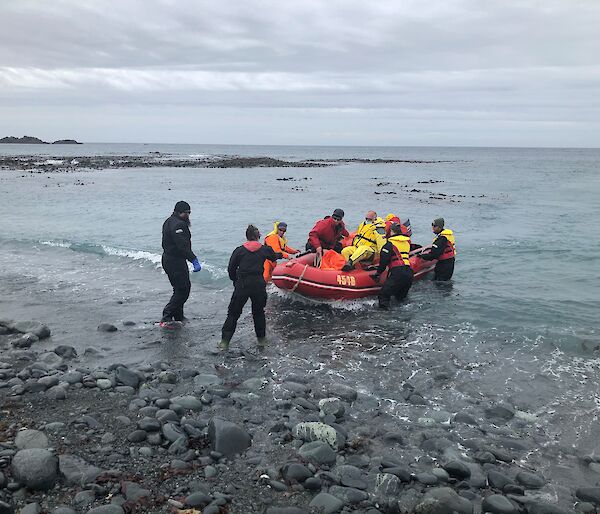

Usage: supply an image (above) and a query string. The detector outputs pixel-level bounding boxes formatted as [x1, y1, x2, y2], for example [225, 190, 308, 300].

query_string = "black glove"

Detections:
[275, 252, 284, 259]
[371, 272, 381, 282]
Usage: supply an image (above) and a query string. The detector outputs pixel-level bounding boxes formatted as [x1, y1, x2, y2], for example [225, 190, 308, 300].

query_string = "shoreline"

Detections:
[0, 315, 596, 513]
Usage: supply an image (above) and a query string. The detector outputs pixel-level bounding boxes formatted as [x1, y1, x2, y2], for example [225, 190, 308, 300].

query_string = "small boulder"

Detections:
[208, 418, 251, 457]
[415, 487, 473, 514]
[12, 321, 51, 339]
[15, 430, 49, 450]
[115, 366, 140, 388]
[515, 471, 545, 489]
[482, 494, 518, 514]
[297, 441, 336, 466]
[292, 422, 345, 449]
[309, 492, 344, 513]
[59, 454, 102, 486]
[12, 448, 58, 490]
[97, 323, 118, 332]
[576, 487, 600, 505]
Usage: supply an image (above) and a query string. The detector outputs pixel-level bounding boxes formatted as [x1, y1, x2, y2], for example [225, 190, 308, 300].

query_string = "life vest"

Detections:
[435, 228, 456, 261]
[352, 217, 386, 249]
[388, 234, 411, 268]
[264, 222, 297, 258]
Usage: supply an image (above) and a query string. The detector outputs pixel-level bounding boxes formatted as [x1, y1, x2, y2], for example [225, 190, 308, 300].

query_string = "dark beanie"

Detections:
[332, 208, 344, 219]
[432, 217, 444, 228]
[174, 201, 191, 213]
[277, 222, 288, 229]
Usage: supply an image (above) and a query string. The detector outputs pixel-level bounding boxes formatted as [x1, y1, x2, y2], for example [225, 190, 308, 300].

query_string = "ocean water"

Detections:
[1, 144, 599, 494]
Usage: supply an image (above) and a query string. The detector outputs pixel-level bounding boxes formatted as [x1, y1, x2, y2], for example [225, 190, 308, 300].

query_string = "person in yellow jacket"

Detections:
[371, 223, 414, 309]
[263, 221, 300, 281]
[341, 210, 386, 271]
[419, 217, 456, 280]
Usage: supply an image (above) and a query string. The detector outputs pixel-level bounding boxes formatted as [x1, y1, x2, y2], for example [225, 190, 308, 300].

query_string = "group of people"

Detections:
[159, 201, 455, 349]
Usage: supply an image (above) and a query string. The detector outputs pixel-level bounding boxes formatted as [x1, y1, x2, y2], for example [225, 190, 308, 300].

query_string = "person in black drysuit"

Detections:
[371, 223, 414, 309]
[161, 201, 201, 327]
[220, 225, 281, 350]
[419, 217, 455, 281]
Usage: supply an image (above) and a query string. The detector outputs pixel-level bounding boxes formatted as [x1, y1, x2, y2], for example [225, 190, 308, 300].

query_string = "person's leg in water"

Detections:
[161, 256, 190, 327]
[220, 282, 250, 350]
[248, 278, 268, 347]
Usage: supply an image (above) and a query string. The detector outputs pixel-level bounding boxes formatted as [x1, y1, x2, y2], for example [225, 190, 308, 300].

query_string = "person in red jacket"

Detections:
[385, 213, 411, 238]
[306, 208, 349, 258]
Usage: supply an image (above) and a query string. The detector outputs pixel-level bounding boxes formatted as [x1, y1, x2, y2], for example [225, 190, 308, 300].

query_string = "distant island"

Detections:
[0, 135, 82, 144]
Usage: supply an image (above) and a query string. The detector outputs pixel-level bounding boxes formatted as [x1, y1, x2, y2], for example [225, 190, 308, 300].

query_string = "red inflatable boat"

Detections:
[272, 247, 436, 300]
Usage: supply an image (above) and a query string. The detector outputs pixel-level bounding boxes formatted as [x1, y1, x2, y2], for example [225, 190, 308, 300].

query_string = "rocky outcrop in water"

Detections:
[0, 136, 48, 144]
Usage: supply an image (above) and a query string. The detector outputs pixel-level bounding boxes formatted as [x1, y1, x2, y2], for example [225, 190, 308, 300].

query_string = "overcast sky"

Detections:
[0, 0, 599, 146]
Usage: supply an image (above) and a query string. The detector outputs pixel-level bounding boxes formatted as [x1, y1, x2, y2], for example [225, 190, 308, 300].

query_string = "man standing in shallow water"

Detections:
[220, 224, 281, 350]
[160, 201, 201, 328]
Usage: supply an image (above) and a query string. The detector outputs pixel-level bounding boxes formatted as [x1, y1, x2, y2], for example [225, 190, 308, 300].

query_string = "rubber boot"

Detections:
[342, 260, 354, 272]
[218, 338, 230, 351]
[257, 337, 267, 348]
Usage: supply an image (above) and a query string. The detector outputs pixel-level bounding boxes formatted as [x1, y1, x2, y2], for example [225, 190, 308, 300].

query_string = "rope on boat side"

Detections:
[291, 264, 309, 293]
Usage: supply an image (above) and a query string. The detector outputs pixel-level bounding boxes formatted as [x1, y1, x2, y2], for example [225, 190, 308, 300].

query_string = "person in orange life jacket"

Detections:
[419, 217, 455, 281]
[220, 225, 282, 350]
[306, 208, 349, 258]
[263, 221, 299, 282]
[160, 201, 201, 328]
[371, 223, 414, 310]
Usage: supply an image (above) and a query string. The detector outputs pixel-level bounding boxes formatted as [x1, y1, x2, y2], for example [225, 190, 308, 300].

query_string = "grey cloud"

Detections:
[0, 0, 599, 146]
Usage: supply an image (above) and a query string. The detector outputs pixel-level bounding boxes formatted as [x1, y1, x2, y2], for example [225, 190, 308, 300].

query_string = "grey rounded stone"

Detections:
[415, 487, 473, 514]
[515, 471, 545, 489]
[156, 409, 179, 423]
[127, 430, 147, 443]
[309, 492, 344, 513]
[11, 449, 58, 491]
[37, 375, 59, 389]
[62, 371, 83, 384]
[15, 430, 48, 450]
[97, 323, 118, 332]
[416, 472, 439, 485]
[12, 321, 51, 339]
[21, 503, 42, 514]
[53, 345, 77, 359]
[443, 460, 471, 479]
[115, 367, 140, 388]
[329, 485, 369, 504]
[96, 379, 113, 390]
[335, 464, 366, 489]
[162, 423, 186, 443]
[327, 383, 357, 402]
[576, 487, 600, 505]
[481, 494, 518, 513]
[487, 470, 514, 490]
[282, 462, 312, 483]
[59, 454, 102, 486]
[297, 441, 336, 466]
[319, 398, 345, 418]
[138, 418, 161, 432]
[47, 385, 67, 400]
[193, 374, 221, 391]
[185, 491, 212, 507]
[208, 418, 251, 457]
[170, 395, 202, 411]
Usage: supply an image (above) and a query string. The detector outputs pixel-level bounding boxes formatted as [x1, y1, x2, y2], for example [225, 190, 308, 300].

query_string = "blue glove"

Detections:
[192, 258, 202, 272]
